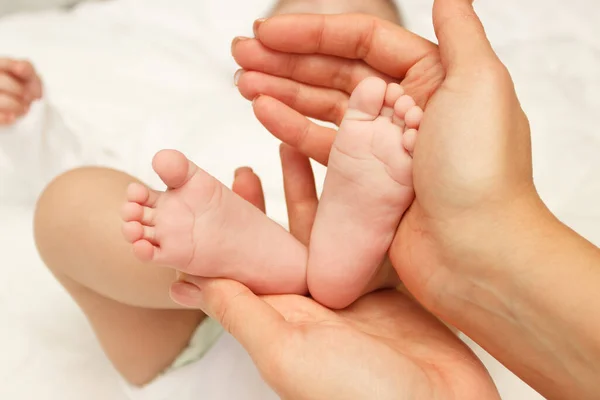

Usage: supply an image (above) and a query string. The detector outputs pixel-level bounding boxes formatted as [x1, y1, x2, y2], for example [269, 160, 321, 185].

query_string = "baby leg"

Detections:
[308, 77, 423, 309]
[34, 167, 212, 385]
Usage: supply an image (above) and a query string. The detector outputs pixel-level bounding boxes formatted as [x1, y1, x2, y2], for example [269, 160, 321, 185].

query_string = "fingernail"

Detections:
[253, 18, 266, 37]
[231, 36, 250, 51]
[233, 69, 244, 86]
[174, 280, 203, 299]
[235, 166, 253, 177]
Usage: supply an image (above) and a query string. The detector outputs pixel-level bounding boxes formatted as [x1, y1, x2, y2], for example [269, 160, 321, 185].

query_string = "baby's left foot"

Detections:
[0, 58, 43, 126]
[121, 150, 308, 295]
[308, 77, 422, 309]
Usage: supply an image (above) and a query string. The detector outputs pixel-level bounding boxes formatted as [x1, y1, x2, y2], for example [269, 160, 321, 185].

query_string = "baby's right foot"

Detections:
[121, 150, 308, 295]
[308, 77, 423, 309]
[0, 58, 43, 126]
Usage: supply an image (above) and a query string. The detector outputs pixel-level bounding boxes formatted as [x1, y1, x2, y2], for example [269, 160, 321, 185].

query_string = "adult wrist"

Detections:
[434, 195, 600, 399]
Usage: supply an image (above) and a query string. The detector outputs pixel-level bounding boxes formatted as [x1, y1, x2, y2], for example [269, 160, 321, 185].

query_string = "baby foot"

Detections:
[270, 0, 401, 24]
[307, 77, 423, 309]
[0, 58, 43, 126]
[121, 150, 307, 295]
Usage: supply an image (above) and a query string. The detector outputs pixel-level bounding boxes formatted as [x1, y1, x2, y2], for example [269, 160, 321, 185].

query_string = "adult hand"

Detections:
[0, 58, 43, 125]
[233, 1, 600, 399]
[172, 145, 500, 400]
[231, 0, 534, 327]
[232, 13, 444, 165]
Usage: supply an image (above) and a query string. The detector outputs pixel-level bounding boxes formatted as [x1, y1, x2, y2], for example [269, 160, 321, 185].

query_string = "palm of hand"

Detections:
[257, 290, 498, 400]
[390, 71, 536, 308]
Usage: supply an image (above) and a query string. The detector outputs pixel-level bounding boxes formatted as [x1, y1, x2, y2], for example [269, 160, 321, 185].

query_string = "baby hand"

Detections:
[0, 58, 43, 126]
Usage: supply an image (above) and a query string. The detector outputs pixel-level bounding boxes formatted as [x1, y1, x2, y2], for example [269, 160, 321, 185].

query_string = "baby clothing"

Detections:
[122, 319, 279, 400]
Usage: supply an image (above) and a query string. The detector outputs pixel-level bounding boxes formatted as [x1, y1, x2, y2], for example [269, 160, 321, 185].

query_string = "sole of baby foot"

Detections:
[307, 77, 423, 309]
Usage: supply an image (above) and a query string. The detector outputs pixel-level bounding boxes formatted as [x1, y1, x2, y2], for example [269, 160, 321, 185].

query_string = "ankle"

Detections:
[270, 0, 401, 24]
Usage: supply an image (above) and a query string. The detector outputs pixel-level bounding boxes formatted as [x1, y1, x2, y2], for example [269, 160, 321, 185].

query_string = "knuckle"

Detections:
[325, 95, 346, 124]
[296, 120, 312, 149]
[287, 82, 302, 110]
[284, 54, 300, 80]
[354, 17, 377, 60]
[332, 62, 352, 91]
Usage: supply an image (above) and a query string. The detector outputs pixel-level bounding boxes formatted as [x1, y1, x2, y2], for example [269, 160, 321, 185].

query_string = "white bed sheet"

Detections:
[0, 0, 599, 398]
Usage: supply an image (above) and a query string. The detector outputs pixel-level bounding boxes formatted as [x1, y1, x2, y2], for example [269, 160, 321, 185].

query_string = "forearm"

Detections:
[441, 204, 600, 399]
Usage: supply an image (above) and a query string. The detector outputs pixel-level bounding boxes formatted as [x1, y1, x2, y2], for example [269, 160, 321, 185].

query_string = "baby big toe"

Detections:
[152, 150, 197, 190]
[345, 77, 388, 121]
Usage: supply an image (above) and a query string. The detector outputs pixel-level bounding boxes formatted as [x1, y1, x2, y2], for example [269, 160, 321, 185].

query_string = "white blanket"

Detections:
[0, 0, 598, 398]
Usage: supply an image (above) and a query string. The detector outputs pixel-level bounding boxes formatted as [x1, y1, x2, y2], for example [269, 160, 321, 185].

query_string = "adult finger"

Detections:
[232, 37, 392, 94]
[231, 167, 266, 213]
[253, 95, 335, 165]
[280, 144, 318, 246]
[432, 0, 498, 70]
[253, 14, 438, 78]
[235, 43, 444, 111]
[237, 70, 348, 125]
[172, 278, 287, 357]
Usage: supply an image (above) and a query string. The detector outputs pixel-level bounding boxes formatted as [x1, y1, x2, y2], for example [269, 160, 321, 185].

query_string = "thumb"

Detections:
[433, 0, 497, 70]
[171, 277, 287, 357]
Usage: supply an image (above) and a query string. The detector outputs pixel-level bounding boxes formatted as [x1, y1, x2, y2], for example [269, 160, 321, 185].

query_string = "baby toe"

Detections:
[384, 83, 405, 107]
[121, 202, 144, 222]
[381, 83, 404, 118]
[152, 149, 197, 190]
[345, 77, 387, 121]
[403, 129, 418, 155]
[122, 221, 145, 243]
[132, 240, 156, 262]
[126, 183, 158, 207]
[394, 95, 417, 120]
[405, 106, 423, 130]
